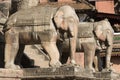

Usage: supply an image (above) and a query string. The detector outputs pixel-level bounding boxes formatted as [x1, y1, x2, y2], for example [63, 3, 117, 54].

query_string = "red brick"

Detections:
[58, 0, 74, 3]
[95, 0, 115, 14]
[67, 52, 84, 68]
[39, 0, 48, 3]
[111, 56, 120, 73]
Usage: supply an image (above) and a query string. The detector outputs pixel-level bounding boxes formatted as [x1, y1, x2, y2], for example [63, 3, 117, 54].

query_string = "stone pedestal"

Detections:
[0, 66, 120, 80]
[93, 71, 120, 80]
[0, 69, 23, 80]
[22, 65, 94, 80]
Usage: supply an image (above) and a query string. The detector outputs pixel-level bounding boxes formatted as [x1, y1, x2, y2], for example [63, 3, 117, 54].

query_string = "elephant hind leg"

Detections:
[42, 42, 62, 67]
[83, 43, 96, 72]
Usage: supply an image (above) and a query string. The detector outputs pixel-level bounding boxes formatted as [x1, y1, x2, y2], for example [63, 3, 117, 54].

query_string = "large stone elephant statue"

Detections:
[60, 19, 114, 72]
[3, 5, 79, 69]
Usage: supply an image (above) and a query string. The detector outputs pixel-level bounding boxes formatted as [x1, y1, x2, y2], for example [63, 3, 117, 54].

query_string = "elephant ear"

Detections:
[54, 11, 64, 29]
[94, 24, 106, 41]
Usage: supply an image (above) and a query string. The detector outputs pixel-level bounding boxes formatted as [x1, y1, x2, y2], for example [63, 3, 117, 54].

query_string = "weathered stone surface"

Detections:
[10, 6, 57, 27]
[22, 65, 94, 79]
[93, 71, 120, 80]
[78, 22, 94, 38]
[0, 0, 11, 18]
[0, 67, 120, 80]
[17, 0, 39, 10]
[0, 69, 23, 80]
[24, 45, 49, 68]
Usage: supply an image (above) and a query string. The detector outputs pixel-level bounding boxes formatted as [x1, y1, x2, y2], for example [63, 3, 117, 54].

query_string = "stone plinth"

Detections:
[93, 71, 120, 80]
[0, 67, 120, 80]
[22, 65, 94, 80]
[0, 69, 23, 80]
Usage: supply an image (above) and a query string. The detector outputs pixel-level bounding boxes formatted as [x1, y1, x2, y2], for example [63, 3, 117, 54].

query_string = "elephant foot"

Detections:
[102, 68, 114, 72]
[50, 61, 62, 68]
[5, 63, 21, 69]
[85, 67, 95, 73]
[91, 68, 95, 72]
[94, 68, 99, 72]
[70, 59, 76, 65]
[102, 63, 114, 72]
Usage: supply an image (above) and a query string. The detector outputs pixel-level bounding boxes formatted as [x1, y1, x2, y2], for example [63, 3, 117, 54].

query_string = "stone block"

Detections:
[22, 65, 94, 79]
[93, 71, 120, 80]
[0, 69, 23, 80]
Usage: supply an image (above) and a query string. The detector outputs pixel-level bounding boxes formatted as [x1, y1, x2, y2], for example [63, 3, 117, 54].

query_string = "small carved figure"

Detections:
[0, 0, 11, 18]
[3, 5, 79, 69]
[0, 0, 11, 31]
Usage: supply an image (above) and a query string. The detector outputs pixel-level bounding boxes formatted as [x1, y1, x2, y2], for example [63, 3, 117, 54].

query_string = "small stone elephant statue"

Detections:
[60, 19, 114, 72]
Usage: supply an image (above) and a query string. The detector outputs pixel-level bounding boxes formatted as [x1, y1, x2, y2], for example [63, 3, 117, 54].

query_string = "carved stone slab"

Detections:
[93, 71, 120, 80]
[14, 6, 57, 27]
[78, 22, 94, 38]
[0, 67, 120, 80]
[22, 65, 95, 79]
[0, 69, 23, 80]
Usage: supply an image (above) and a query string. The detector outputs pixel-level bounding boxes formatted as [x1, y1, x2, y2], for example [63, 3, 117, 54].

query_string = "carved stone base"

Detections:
[93, 71, 120, 80]
[0, 66, 120, 80]
[0, 69, 23, 80]
[22, 65, 95, 80]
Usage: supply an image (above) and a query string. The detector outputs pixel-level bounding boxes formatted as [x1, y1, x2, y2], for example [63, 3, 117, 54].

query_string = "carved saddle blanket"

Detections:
[78, 22, 94, 38]
[5, 5, 59, 43]
[6, 5, 57, 32]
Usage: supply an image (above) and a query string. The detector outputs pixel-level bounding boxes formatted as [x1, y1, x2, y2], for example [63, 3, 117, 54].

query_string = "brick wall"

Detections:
[73, 53, 120, 73]
[111, 56, 120, 73]
[75, 52, 84, 68]
[39, 0, 48, 3]
[67, 52, 84, 68]
[95, 0, 115, 14]
[58, 0, 73, 3]
[39, 0, 75, 3]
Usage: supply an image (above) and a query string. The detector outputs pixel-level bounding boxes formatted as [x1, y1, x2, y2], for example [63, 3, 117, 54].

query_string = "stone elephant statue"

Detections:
[60, 19, 114, 72]
[93, 19, 114, 71]
[3, 5, 79, 69]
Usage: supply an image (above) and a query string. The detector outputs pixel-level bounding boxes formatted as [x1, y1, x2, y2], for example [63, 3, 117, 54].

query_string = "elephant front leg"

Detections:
[42, 42, 62, 67]
[69, 37, 77, 65]
[105, 45, 112, 71]
[105, 30, 113, 71]
[4, 31, 20, 69]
